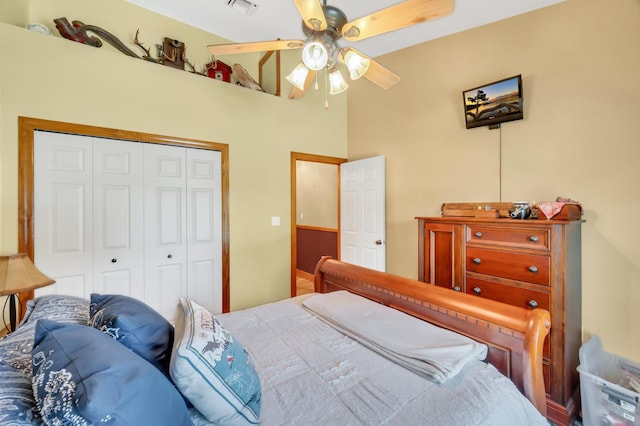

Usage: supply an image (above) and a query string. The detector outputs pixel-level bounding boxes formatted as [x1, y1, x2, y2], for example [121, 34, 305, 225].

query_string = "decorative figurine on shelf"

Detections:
[205, 59, 232, 83]
[53, 18, 201, 73]
[158, 37, 187, 70]
[232, 63, 264, 92]
[54, 18, 156, 62]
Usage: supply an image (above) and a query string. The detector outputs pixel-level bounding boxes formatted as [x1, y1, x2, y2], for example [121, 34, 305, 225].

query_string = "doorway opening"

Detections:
[290, 152, 346, 296]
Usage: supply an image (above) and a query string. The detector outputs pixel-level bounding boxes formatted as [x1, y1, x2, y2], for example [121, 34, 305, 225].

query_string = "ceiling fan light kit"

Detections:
[328, 67, 349, 94]
[285, 62, 310, 90]
[301, 38, 330, 70]
[208, 0, 454, 100]
[341, 48, 370, 80]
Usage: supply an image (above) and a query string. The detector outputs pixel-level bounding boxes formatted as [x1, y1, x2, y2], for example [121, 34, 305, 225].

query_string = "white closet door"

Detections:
[143, 144, 188, 320]
[186, 149, 222, 313]
[34, 132, 94, 298]
[34, 132, 223, 320]
[92, 138, 144, 298]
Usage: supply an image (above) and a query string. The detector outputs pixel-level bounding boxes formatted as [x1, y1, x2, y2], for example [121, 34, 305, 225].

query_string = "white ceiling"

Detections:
[126, 0, 564, 58]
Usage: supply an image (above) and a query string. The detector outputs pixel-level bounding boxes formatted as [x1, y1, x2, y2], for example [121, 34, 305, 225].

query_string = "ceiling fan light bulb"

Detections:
[285, 63, 309, 90]
[344, 50, 370, 80]
[302, 41, 329, 71]
[328, 68, 349, 95]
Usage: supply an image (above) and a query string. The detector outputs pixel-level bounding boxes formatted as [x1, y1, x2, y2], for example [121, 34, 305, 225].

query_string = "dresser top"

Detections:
[415, 216, 584, 225]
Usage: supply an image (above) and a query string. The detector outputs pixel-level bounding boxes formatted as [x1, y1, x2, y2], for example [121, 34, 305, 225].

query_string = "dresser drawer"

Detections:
[466, 247, 550, 286]
[467, 225, 549, 251]
[466, 276, 550, 358]
[466, 276, 550, 310]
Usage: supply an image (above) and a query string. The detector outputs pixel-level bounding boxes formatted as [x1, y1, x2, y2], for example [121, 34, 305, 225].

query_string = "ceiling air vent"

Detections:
[227, 0, 258, 16]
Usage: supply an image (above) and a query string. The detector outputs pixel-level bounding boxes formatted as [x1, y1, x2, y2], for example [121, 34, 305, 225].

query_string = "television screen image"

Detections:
[463, 75, 523, 129]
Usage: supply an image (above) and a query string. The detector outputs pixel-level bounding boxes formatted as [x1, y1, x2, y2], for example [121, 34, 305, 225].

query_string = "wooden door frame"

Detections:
[17, 116, 230, 315]
[290, 152, 346, 296]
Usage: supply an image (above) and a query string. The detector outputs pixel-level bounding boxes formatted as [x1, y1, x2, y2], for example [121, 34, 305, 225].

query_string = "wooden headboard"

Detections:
[313, 256, 550, 416]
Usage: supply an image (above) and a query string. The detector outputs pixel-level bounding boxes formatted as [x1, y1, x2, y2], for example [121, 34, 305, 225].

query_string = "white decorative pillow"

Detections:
[170, 298, 261, 425]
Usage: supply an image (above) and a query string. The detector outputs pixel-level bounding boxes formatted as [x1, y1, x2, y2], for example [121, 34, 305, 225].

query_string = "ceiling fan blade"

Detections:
[288, 70, 317, 99]
[208, 39, 304, 56]
[292, 0, 327, 31]
[363, 59, 400, 90]
[342, 0, 454, 42]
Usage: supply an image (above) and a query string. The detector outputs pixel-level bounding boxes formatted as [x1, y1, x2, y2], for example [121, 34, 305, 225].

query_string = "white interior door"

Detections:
[143, 144, 188, 320]
[186, 149, 222, 314]
[34, 132, 94, 298]
[340, 155, 386, 271]
[92, 138, 145, 299]
[34, 131, 223, 320]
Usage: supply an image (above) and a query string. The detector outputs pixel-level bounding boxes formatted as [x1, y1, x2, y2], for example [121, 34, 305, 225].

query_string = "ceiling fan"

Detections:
[207, 0, 454, 100]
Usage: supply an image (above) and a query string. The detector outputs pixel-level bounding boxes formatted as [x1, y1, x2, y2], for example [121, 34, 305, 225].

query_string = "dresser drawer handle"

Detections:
[528, 265, 538, 273]
[529, 236, 539, 242]
[528, 300, 538, 308]
[473, 257, 481, 264]
[473, 287, 482, 295]
[453, 286, 461, 292]
[474, 231, 483, 238]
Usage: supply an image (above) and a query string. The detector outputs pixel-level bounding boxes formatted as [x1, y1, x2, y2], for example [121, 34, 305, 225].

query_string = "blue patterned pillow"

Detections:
[170, 298, 261, 424]
[32, 320, 193, 426]
[0, 295, 89, 425]
[89, 293, 174, 376]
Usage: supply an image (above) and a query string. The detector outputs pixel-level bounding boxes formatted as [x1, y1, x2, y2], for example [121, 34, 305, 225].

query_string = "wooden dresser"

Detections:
[416, 216, 582, 426]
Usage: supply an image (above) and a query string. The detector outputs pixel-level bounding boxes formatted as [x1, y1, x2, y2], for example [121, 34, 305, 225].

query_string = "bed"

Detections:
[0, 257, 550, 425]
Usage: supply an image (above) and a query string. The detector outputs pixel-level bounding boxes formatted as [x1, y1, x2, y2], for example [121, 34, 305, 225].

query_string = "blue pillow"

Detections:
[89, 293, 173, 376]
[31, 320, 193, 426]
[171, 298, 261, 424]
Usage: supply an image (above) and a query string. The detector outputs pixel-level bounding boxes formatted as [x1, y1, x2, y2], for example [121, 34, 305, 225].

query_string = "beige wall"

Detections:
[0, 0, 347, 311]
[348, 0, 640, 360]
[296, 161, 338, 229]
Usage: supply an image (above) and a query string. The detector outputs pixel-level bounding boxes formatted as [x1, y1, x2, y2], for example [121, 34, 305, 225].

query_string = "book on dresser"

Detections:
[415, 216, 582, 426]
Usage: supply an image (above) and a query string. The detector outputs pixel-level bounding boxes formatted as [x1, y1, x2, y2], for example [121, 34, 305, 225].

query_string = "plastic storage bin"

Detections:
[578, 335, 640, 426]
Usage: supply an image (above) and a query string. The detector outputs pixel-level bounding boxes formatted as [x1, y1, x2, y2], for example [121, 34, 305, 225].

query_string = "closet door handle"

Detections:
[529, 236, 539, 242]
[473, 257, 481, 264]
[528, 265, 538, 273]
[528, 300, 538, 308]
[473, 287, 482, 295]
[111, 258, 117, 263]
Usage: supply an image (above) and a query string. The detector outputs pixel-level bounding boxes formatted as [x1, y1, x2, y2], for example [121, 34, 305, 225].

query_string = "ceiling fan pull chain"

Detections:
[324, 69, 329, 109]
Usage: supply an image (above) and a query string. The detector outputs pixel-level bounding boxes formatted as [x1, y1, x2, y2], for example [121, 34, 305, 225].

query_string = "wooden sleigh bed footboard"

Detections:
[313, 256, 551, 416]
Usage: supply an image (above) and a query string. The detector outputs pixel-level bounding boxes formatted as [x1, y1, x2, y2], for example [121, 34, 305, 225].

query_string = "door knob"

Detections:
[375, 240, 383, 245]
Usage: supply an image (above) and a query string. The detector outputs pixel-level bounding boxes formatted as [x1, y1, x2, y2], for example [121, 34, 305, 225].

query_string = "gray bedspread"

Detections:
[214, 294, 549, 426]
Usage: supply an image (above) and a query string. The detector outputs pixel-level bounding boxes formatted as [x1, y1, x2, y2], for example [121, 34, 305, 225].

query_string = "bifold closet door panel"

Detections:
[186, 149, 222, 314]
[34, 132, 94, 298]
[92, 138, 145, 299]
[143, 144, 188, 320]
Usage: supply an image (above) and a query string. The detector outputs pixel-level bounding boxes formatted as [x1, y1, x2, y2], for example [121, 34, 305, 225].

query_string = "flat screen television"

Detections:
[463, 75, 523, 129]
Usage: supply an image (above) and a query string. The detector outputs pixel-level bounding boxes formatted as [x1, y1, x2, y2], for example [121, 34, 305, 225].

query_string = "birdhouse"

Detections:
[205, 60, 232, 83]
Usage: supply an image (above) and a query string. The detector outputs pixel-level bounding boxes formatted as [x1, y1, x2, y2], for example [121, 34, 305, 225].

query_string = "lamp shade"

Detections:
[285, 62, 310, 90]
[0, 254, 55, 296]
[328, 68, 349, 95]
[342, 49, 371, 80]
[302, 41, 329, 71]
